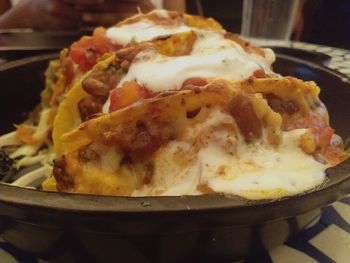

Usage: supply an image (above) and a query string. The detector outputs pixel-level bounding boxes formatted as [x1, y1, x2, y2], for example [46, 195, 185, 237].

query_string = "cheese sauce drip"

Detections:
[201, 129, 326, 200]
[118, 31, 274, 93]
[132, 108, 326, 199]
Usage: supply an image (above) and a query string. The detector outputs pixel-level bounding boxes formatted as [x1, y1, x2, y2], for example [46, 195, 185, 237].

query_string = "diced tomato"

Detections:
[292, 112, 347, 165]
[70, 28, 119, 72]
[288, 111, 347, 165]
[292, 113, 333, 149]
[228, 92, 262, 141]
[109, 81, 154, 112]
[305, 113, 334, 150]
[252, 69, 266, 78]
[182, 77, 208, 88]
[324, 145, 347, 166]
[315, 126, 334, 150]
[16, 124, 37, 145]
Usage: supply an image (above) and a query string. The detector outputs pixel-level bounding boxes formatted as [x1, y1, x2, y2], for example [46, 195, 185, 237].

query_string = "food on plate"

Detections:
[0, 10, 347, 200]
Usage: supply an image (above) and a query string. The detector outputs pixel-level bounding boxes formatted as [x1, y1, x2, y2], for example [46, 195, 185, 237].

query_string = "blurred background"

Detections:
[187, 0, 350, 50]
[0, 0, 349, 62]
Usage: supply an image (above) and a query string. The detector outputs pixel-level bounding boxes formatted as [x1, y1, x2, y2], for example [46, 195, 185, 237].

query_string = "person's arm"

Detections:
[163, 0, 185, 12]
[0, 0, 11, 15]
[0, 0, 179, 30]
[0, 0, 83, 30]
[80, 0, 154, 26]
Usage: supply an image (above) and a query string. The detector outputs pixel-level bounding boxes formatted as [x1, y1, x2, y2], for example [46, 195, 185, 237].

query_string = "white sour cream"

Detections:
[102, 14, 275, 113]
[106, 19, 192, 45]
[116, 31, 274, 92]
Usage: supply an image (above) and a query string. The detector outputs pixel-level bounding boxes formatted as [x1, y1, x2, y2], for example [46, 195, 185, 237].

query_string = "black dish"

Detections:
[0, 53, 349, 263]
[266, 46, 332, 66]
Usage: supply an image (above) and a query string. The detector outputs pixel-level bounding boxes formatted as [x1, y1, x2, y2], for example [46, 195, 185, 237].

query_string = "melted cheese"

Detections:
[202, 129, 326, 200]
[132, 108, 327, 200]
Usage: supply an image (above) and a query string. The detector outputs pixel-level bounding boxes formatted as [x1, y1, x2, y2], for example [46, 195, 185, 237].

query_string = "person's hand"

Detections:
[0, 0, 11, 15]
[81, 0, 154, 27]
[0, 0, 155, 30]
[0, 0, 83, 30]
[62, 0, 155, 27]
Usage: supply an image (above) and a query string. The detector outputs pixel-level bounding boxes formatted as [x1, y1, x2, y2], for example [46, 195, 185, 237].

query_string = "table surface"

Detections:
[0, 41, 350, 263]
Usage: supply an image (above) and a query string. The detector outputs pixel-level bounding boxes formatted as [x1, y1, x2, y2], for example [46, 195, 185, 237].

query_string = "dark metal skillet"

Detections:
[0, 52, 349, 263]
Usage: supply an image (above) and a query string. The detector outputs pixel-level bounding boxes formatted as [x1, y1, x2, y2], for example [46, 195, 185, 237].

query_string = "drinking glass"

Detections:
[241, 0, 299, 40]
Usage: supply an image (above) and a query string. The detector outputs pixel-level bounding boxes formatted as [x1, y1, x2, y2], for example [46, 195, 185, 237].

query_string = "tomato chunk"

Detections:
[16, 124, 37, 145]
[70, 28, 119, 72]
[324, 145, 347, 166]
[305, 113, 334, 150]
[252, 69, 266, 78]
[109, 81, 154, 112]
[290, 112, 347, 165]
[228, 92, 262, 141]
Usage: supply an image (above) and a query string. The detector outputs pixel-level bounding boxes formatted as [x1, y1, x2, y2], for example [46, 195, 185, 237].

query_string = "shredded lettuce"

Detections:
[31, 108, 52, 143]
[0, 131, 21, 148]
[9, 145, 40, 159]
[11, 165, 52, 187]
[15, 154, 47, 169]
